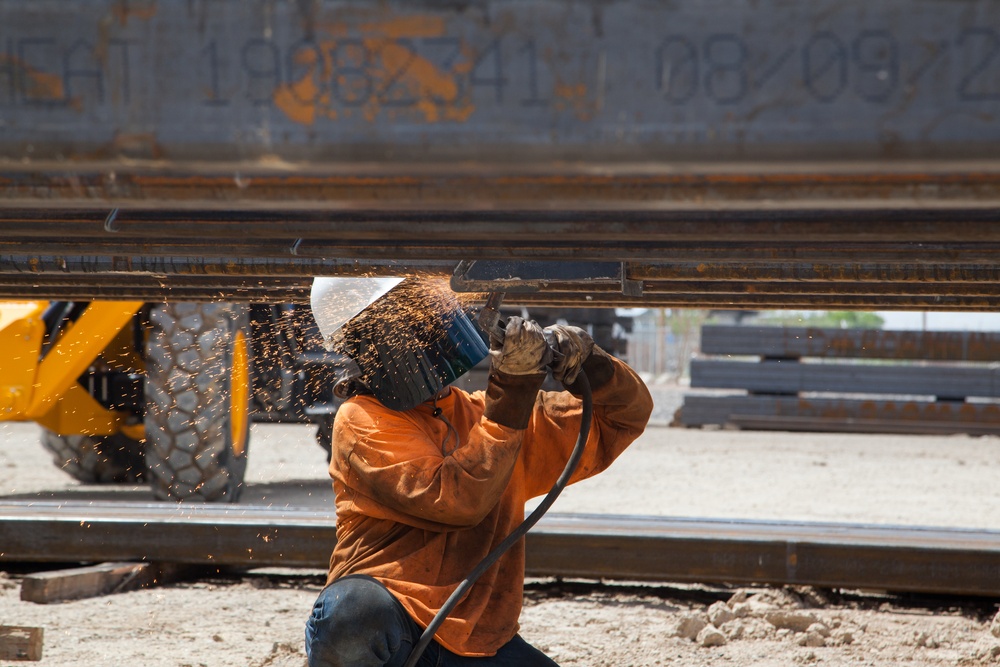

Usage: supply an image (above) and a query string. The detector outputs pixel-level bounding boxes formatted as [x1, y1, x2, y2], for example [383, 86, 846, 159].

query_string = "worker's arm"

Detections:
[520, 346, 654, 499]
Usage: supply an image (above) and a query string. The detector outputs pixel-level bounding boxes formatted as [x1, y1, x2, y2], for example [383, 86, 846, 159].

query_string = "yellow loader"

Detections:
[0, 300, 342, 503]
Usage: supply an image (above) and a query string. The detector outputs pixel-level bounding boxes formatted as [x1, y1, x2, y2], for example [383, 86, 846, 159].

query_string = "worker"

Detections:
[305, 277, 653, 666]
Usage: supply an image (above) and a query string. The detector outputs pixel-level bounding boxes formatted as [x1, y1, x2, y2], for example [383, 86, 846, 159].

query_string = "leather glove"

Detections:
[543, 324, 595, 385]
[490, 316, 552, 375]
[484, 317, 550, 429]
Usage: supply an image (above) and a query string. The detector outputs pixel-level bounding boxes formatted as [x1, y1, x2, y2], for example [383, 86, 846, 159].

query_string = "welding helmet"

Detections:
[310, 276, 490, 411]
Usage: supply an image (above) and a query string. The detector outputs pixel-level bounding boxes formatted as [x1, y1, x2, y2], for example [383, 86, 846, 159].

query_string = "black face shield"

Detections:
[318, 278, 490, 412]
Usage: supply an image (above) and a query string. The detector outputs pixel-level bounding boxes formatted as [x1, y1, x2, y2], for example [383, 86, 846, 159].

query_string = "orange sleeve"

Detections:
[333, 398, 525, 528]
[520, 356, 653, 499]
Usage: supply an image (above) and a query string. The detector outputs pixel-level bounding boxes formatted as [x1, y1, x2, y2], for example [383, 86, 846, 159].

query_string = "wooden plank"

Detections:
[700, 325, 1000, 361]
[0, 626, 43, 661]
[689, 359, 1000, 399]
[19, 562, 190, 604]
[677, 394, 1000, 432]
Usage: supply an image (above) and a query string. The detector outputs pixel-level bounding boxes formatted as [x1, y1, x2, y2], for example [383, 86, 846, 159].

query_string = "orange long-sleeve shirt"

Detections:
[326, 356, 653, 656]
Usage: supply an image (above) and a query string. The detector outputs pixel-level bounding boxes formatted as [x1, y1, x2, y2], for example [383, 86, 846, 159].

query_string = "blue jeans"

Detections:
[305, 575, 558, 667]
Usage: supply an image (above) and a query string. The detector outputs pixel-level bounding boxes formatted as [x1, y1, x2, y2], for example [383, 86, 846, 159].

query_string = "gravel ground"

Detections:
[2, 383, 1000, 666]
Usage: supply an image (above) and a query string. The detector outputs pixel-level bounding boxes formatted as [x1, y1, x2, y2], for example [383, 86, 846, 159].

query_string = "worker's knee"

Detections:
[305, 576, 415, 667]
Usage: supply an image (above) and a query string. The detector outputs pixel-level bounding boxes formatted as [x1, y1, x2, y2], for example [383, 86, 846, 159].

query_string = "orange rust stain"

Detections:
[28, 70, 64, 102]
[0, 57, 65, 103]
[273, 46, 331, 124]
[358, 15, 447, 39]
[272, 17, 475, 126]
[553, 82, 595, 121]
[112, 3, 157, 24]
[274, 79, 322, 125]
[555, 83, 587, 100]
[372, 39, 473, 123]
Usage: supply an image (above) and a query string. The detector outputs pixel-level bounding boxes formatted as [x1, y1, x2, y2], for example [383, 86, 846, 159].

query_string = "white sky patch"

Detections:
[877, 311, 1000, 332]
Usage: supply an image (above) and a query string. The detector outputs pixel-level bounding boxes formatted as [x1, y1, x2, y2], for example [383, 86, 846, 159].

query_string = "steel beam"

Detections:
[1, 1, 999, 163]
[0, 502, 998, 597]
[691, 359, 1000, 398]
[675, 394, 1000, 435]
[508, 293, 1000, 311]
[2, 1, 1000, 308]
[3, 208, 1000, 241]
[700, 325, 1000, 361]
[0, 256, 450, 277]
[11, 238, 1000, 264]
[2, 165, 1000, 207]
[629, 263, 1000, 284]
[8, 283, 1000, 308]
[678, 395, 1000, 433]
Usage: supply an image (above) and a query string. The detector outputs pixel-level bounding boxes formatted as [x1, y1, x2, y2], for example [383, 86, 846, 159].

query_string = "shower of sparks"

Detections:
[326, 274, 485, 369]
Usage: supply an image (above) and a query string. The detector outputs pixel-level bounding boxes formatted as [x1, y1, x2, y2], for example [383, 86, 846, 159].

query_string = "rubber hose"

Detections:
[402, 371, 593, 667]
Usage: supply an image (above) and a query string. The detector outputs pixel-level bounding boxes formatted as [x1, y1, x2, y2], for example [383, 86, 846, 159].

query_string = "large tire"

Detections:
[40, 429, 145, 484]
[144, 302, 252, 502]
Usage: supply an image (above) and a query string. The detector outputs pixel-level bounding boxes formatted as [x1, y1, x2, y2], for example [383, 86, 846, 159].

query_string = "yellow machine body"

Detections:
[0, 300, 145, 438]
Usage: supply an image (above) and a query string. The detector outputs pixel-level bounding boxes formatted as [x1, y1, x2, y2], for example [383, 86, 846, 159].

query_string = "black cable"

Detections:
[403, 371, 593, 667]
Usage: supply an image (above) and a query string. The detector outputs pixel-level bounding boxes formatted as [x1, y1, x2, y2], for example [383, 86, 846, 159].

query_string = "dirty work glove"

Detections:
[490, 316, 552, 375]
[484, 317, 550, 429]
[543, 324, 595, 385]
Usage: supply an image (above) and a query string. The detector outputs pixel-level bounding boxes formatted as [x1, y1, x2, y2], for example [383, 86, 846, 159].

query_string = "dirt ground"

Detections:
[2, 384, 1000, 666]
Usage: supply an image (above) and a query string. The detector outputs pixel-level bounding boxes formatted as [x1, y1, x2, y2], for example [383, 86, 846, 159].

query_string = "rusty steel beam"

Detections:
[9, 266, 1000, 297]
[2, 208, 1000, 242]
[4, 257, 1000, 288]
[629, 263, 1000, 283]
[0, 276, 311, 304]
[0, 502, 998, 597]
[6, 283, 1000, 308]
[2, 1, 1000, 309]
[677, 395, 1000, 432]
[507, 293, 1000, 311]
[5, 255, 1000, 306]
[0, 256, 450, 278]
[1, 0, 999, 165]
[3, 165, 1000, 207]
[691, 359, 1000, 398]
[640, 281, 1000, 298]
[700, 325, 1000, 361]
[5, 238, 1000, 264]
[453, 278, 1000, 297]
[730, 415, 1000, 437]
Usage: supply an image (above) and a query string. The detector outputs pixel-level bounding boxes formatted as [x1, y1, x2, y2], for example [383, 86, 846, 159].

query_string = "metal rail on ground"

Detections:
[0, 501, 997, 598]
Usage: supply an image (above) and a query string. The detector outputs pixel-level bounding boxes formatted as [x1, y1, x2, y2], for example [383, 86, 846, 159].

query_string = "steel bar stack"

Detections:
[679, 325, 1000, 434]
